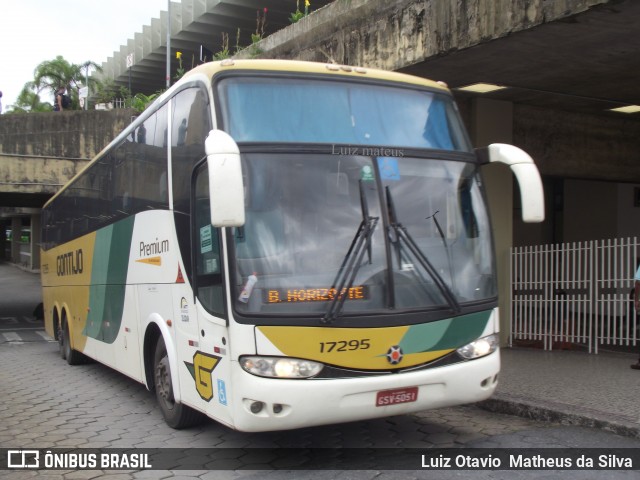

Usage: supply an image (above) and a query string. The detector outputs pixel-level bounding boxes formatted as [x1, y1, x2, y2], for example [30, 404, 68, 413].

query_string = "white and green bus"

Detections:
[41, 59, 544, 432]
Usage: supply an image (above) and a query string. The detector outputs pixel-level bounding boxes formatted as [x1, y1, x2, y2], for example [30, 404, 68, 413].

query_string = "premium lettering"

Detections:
[140, 238, 169, 257]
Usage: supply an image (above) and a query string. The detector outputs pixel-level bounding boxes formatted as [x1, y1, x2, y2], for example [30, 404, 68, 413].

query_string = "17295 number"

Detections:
[319, 339, 371, 353]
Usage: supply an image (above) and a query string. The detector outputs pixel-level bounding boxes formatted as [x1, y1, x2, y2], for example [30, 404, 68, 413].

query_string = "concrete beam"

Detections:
[0, 109, 137, 210]
[0, 153, 88, 195]
[241, 0, 610, 69]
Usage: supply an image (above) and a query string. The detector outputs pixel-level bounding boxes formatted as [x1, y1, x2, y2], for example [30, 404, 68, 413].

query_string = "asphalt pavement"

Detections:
[1, 261, 639, 440]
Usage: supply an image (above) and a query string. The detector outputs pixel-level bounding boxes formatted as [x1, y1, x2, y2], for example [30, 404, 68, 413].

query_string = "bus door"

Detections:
[179, 162, 232, 424]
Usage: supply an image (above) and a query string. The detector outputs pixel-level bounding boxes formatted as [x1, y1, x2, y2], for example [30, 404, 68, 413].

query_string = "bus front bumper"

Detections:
[224, 349, 500, 432]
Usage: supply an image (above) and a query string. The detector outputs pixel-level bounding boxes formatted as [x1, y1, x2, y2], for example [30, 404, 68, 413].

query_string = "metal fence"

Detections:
[510, 237, 639, 353]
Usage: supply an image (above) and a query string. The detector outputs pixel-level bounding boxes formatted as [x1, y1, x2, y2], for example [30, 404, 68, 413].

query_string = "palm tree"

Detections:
[8, 82, 53, 113]
[33, 56, 102, 109]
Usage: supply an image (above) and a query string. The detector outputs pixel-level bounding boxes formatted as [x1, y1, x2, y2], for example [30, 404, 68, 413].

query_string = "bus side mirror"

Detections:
[476, 143, 545, 223]
[205, 130, 245, 227]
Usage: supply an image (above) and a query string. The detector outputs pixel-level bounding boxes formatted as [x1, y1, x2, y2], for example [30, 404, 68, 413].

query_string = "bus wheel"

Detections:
[153, 337, 203, 429]
[62, 317, 84, 365]
[58, 322, 66, 360]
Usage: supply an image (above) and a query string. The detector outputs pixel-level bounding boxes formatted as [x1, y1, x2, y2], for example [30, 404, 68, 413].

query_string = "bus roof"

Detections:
[184, 59, 450, 92]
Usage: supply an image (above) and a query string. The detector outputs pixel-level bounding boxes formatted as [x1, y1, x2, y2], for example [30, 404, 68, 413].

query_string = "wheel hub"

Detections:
[155, 357, 174, 404]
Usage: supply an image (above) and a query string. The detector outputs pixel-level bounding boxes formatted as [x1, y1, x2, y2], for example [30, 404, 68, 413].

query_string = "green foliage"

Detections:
[290, 0, 311, 23]
[33, 56, 102, 109]
[214, 32, 230, 60]
[234, 28, 243, 55]
[93, 77, 121, 105]
[252, 8, 268, 44]
[130, 92, 159, 113]
[6, 84, 52, 114]
[9, 56, 102, 113]
[174, 51, 185, 82]
[289, 10, 304, 23]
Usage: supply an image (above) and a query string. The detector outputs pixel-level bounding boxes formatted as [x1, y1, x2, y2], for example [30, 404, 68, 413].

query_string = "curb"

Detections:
[478, 393, 640, 440]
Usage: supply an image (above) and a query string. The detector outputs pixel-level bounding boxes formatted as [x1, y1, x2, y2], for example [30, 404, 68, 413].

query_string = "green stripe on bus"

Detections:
[398, 310, 491, 354]
[83, 216, 135, 344]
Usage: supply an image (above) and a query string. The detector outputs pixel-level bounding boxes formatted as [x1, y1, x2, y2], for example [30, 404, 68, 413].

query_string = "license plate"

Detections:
[376, 387, 418, 407]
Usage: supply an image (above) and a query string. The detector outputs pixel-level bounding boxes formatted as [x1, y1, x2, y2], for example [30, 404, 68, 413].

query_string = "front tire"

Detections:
[154, 337, 203, 429]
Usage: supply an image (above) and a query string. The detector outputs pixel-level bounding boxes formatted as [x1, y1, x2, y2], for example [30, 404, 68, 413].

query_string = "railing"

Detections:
[510, 237, 638, 353]
[94, 98, 127, 110]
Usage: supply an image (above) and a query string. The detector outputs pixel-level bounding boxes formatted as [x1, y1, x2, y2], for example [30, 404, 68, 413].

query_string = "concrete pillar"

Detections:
[0, 221, 6, 261]
[10, 217, 21, 265]
[30, 214, 41, 271]
[470, 98, 514, 345]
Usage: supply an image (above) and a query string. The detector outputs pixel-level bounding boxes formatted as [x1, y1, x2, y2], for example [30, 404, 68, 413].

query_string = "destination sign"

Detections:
[264, 286, 368, 304]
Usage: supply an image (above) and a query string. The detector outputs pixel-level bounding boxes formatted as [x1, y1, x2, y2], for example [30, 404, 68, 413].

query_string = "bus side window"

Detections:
[172, 87, 211, 284]
[193, 163, 225, 317]
[459, 177, 479, 238]
[172, 87, 210, 214]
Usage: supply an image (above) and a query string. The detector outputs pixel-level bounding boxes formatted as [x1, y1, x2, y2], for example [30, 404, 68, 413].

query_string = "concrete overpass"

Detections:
[99, 0, 640, 207]
[104, 0, 640, 128]
[100, 0, 336, 94]
[0, 109, 135, 269]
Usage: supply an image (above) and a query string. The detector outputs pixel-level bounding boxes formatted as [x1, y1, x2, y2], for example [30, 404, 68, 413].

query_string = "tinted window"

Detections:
[43, 106, 169, 250]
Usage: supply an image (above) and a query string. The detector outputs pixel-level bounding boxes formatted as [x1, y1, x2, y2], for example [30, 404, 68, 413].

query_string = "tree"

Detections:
[7, 82, 53, 113]
[32, 56, 102, 109]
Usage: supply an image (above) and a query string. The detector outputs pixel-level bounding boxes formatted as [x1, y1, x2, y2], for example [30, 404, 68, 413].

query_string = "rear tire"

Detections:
[62, 317, 85, 365]
[154, 337, 203, 429]
[58, 322, 66, 360]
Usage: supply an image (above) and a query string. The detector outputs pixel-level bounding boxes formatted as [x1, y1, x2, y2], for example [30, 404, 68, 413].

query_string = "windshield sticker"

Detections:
[200, 225, 213, 253]
[205, 258, 219, 274]
[361, 165, 375, 181]
[377, 157, 401, 180]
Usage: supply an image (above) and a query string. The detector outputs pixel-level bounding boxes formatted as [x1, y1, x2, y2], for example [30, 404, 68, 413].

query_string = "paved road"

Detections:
[0, 315, 52, 344]
[1, 264, 639, 478]
[1, 342, 639, 479]
[0, 264, 49, 345]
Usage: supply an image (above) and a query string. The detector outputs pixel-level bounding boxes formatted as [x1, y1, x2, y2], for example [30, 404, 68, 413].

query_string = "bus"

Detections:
[41, 59, 544, 432]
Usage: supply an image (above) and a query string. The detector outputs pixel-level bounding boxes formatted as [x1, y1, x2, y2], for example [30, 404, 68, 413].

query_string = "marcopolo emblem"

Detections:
[386, 345, 404, 365]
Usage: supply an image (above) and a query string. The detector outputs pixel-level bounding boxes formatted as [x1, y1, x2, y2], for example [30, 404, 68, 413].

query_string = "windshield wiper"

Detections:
[322, 180, 379, 324]
[386, 186, 461, 314]
[426, 210, 456, 293]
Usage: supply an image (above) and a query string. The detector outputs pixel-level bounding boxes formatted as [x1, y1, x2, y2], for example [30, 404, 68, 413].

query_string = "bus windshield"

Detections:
[217, 77, 472, 151]
[230, 152, 495, 319]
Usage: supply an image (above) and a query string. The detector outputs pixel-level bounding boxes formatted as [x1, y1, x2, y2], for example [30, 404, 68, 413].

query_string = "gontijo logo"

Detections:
[56, 249, 83, 276]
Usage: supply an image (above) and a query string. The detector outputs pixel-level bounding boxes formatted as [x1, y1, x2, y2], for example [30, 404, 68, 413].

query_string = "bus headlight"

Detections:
[456, 334, 498, 360]
[240, 356, 324, 379]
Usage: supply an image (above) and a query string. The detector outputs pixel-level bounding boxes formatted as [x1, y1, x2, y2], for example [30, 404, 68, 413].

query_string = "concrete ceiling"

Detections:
[103, 0, 640, 122]
[401, 0, 640, 120]
[100, 0, 335, 95]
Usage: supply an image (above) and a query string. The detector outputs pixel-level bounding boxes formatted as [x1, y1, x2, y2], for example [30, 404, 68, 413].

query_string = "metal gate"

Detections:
[510, 237, 639, 353]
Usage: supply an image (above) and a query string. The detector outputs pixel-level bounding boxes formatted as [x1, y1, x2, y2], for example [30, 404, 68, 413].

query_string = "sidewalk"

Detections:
[481, 346, 640, 439]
